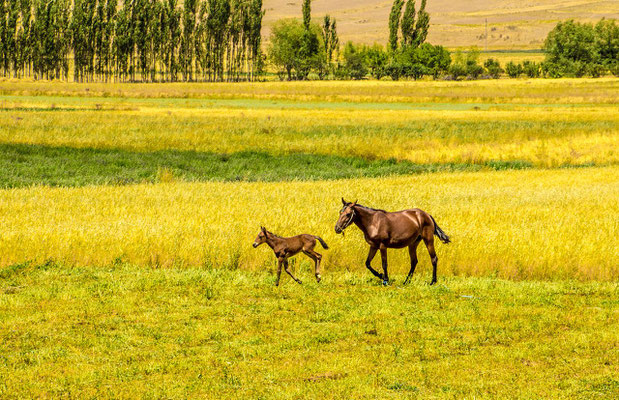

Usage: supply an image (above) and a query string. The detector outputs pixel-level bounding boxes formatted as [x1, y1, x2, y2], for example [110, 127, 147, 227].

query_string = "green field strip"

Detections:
[0, 143, 538, 188]
[2, 94, 617, 112]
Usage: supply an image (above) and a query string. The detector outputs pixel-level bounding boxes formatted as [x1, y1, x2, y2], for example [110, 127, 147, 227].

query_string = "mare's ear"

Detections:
[352, 199, 358, 206]
[341, 197, 347, 205]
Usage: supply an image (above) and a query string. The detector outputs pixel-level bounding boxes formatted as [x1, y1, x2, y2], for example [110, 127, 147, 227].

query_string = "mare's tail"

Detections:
[315, 236, 329, 249]
[430, 215, 451, 244]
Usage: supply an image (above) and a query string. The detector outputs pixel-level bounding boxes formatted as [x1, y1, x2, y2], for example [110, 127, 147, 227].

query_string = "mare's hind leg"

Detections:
[380, 248, 389, 285]
[303, 250, 322, 282]
[283, 259, 302, 284]
[422, 230, 438, 285]
[404, 237, 421, 285]
[365, 247, 383, 280]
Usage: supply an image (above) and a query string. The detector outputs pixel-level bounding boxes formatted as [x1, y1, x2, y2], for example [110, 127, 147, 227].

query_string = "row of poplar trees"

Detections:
[0, 0, 264, 82]
[389, 0, 429, 51]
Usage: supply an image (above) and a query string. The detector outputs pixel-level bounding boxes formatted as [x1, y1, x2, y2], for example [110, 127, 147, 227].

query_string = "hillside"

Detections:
[263, 0, 619, 49]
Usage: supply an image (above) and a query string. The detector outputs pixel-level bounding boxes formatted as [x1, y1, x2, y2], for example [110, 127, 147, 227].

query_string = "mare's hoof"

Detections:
[382, 280, 389, 286]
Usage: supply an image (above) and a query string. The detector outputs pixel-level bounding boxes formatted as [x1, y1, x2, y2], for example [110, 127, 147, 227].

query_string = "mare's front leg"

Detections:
[365, 247, 383, 280]
[283, 259, 302, 284]
[380, 247, 389, 285]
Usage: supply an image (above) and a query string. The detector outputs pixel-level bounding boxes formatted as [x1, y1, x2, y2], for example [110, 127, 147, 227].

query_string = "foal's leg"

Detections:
[380, 247, 389, 285]
[276, 257, 284, 286]
[283, 259, 302, 284]
[404, 238, 421, 285]
[422, 233, 438, 285]
[365, 247, 383, 280]
[303, 250, 322, 282]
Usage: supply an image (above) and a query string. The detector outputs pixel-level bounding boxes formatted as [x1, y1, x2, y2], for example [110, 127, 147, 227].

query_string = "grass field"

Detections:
[1, 264, 617, 398]
[1, 80, 618, 170]
[0, 78, 618, 398]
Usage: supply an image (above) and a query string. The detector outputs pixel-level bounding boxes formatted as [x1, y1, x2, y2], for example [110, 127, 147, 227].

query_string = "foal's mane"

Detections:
[266, 230, 282, 239]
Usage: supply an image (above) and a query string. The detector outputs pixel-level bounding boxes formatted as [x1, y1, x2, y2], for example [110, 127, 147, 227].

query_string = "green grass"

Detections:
[0, 143, 535, 188]
[1, 262, 617, 398]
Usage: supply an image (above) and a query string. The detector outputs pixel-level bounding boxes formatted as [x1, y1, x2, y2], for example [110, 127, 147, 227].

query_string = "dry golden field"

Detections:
[263, 0, 619, 48]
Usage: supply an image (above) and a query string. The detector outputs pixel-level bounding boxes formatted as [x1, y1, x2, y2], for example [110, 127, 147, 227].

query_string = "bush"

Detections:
[505, 61, 523, 78]
[484, 58, 503, 79]
[522, 61, 540, 78]
[366, 44, 389, 79]
[385, 62, 404, 81]
[342, 42, 368, 80]
[448, 63, 466, 80]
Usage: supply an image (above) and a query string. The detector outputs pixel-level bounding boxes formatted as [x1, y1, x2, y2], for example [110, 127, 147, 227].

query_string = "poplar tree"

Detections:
[411, 0, 429, 47]
[321, 14, 338, 72]
[388, 0, 404, 51]
[400, 0, 415, 46]
[180, 0, 197, 81]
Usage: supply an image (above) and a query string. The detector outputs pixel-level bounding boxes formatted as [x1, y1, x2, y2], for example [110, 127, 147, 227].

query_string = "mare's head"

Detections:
[253, 226, 269, 248]
[335, 198, 357, 234]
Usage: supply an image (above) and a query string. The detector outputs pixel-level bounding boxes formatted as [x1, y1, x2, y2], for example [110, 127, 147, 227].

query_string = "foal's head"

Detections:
[253, 226, 269, 248]
[335, 198, 357, 234]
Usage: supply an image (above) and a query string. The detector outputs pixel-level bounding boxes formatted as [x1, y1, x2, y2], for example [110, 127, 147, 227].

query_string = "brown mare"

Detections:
[253, 226, 329, 286]
[335, 199, 450, 285]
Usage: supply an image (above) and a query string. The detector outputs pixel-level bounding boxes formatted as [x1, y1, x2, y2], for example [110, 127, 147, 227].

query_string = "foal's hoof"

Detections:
[429, 280, 437, 286]
[382, 280, 390, 286]
[296, 280, 303, 285]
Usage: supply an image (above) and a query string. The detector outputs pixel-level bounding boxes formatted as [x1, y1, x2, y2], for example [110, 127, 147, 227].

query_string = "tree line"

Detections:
[0, 0, 265, 82]
[1, 0, 617, 82]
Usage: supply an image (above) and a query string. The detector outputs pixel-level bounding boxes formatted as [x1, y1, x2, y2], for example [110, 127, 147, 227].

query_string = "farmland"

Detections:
[0, 78, 618, 398]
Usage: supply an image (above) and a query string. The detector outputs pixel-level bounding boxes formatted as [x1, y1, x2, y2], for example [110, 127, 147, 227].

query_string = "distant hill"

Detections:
[262, 0, 618, 49]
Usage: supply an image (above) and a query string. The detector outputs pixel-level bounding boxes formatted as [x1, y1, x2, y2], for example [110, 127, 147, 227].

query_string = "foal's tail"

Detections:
[430, 215, 451, 244]
[315, 236, 329, 249]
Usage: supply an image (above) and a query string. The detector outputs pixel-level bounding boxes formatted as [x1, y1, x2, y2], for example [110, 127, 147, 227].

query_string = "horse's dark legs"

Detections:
[380, 248, 389, 285]
[404, 238, 421, 285]
[283, 259, 302, 284]
[276, 257, 284, 286]
[423, 236, 438, 285]
[365, 247, 383, 280]
[303, 250, 322, 283]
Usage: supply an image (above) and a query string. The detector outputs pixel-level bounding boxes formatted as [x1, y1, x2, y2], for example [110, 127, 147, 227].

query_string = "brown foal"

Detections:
[253, 226, 329, 286]
[335, 198, 450, 285]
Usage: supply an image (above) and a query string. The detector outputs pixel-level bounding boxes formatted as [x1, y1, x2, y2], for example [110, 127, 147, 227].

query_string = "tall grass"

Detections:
[1, 167, 616, 280]
[1, 78, 618, 103]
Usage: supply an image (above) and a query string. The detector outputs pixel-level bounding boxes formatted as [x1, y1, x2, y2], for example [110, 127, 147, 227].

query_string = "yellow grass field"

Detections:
[1, 167, 617, 281]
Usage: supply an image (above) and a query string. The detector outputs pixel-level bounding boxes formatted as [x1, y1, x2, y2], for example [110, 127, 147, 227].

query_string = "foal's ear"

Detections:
[341, 197, 347, 205]
[261, 226, 266, 233]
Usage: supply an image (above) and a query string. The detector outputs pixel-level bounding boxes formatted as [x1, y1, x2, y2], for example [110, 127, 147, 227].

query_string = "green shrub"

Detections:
[505, 61, 523, 78]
